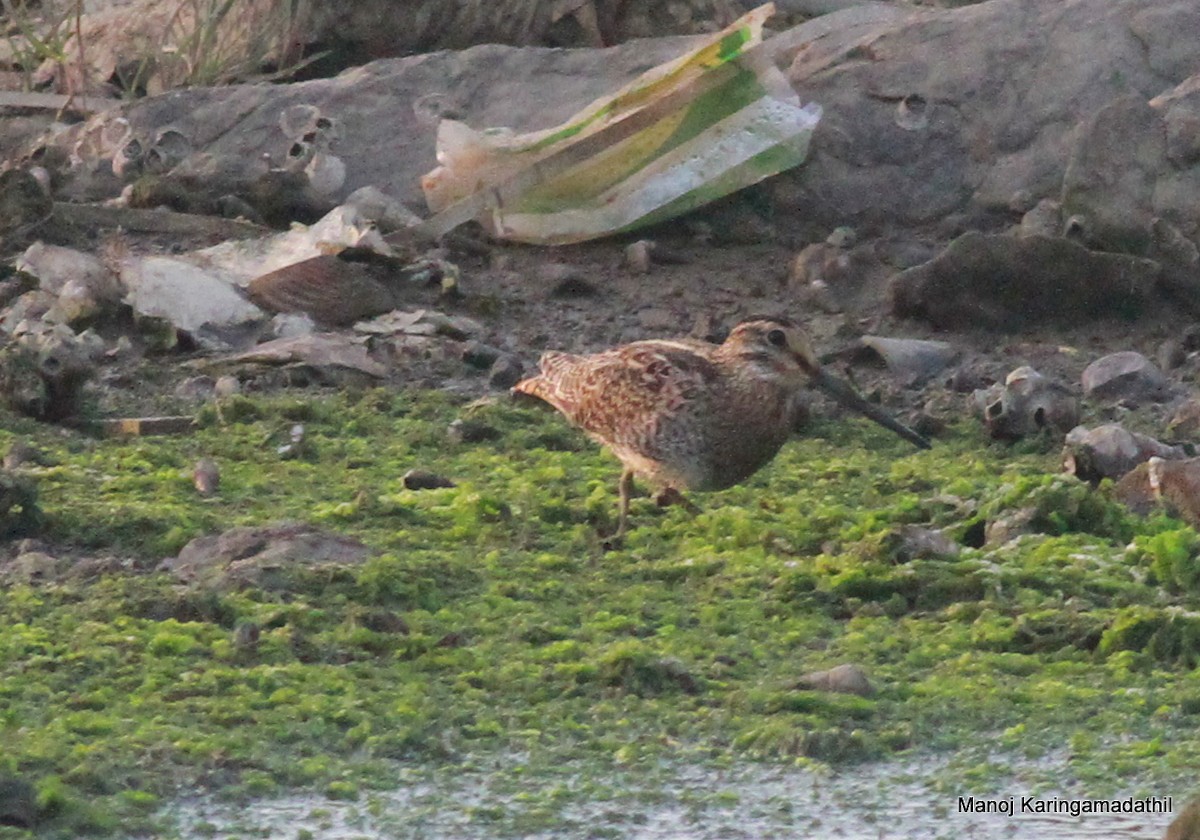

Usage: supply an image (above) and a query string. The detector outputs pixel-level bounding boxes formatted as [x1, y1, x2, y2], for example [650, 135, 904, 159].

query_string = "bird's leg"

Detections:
[654, 487, 701, 516]
[615, 468, 634, 538]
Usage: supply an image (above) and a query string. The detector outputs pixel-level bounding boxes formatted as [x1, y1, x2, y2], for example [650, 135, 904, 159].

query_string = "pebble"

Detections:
[402, 469, 456, 490]
[461, 340, 502, 370]
[488, 354, 525, 389]
[797, 663, 874, 697]
[193, 458, 220, 496]
[1158, 338, 1187, 371]
[624, 240, 654, 274]
[3, 441, 42, 470]
[214, 375, 242, 397]
[1081, 351, 1169, 403]
[175, 375, 216, 400]
[447, 418, 501, 444]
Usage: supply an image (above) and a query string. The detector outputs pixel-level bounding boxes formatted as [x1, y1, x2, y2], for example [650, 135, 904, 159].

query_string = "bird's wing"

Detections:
[516, 341, 719, 449]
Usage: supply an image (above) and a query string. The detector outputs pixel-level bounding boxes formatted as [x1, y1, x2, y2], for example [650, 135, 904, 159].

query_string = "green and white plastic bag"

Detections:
[421, 3, 821, 245]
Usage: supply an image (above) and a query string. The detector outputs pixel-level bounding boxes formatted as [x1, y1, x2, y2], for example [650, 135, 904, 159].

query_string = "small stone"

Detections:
[1116, 457, 1200, 527]
[655, 657, 699, 694]
[488, 354, 525, 390]
[447, 418, 501, 444]
[1063, 424, 1186, 483]
[1082, 351, 1169, 403]
[1007, 189, 1036, 214]
[537, 263, 585, 294]
[1182, 325, 1200, 353]
[985, 507, 1038, 546]
[825, 226, 857, 248]
[1158, 338, 1187, 372]
[636, 307, 676, 331]
[976, 366, 1079, 440]
[362, 610, 410, 634]
[402, 469, 455, 490]
[797, 663, 873, 696]
[175, 375, 216, 400]
[213, 375, 241, 398]
[435, 631, 467, 648]
[14, 550, 63, 583]
[461, 340, 502, 370]
[233, 621, 261, 652]
[1167, 399, 1200, 437]
[3, 440, 43, 470]
[193, 458, 220, 496]
[624, 239, 654, 274]
[0, 775, 37, 828]
[549, 274, 598, 298]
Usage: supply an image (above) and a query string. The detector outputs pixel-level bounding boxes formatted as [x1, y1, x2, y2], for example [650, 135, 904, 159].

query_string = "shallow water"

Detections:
[162, 753, 1180, 840]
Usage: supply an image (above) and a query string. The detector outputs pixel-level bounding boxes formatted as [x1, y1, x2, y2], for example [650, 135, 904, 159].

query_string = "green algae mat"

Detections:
[0, 389, 1197, 836]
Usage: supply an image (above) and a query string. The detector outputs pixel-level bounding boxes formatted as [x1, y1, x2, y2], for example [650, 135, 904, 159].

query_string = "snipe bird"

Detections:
[513, 317, 931, 537]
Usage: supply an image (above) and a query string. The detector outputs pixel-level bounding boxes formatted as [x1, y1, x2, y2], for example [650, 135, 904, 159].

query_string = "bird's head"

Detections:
[723, 318, 820, 381]
[724, 316, 931, 450]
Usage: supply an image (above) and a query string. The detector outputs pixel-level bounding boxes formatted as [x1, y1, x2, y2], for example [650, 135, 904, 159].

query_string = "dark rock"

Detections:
[0, 168, 52, 245]
[0, 326, 96, 421]
[1063, 424, 1186, 483]
[488, 354, 525, 390]
[1081, 351, 1170, 403]
[402, 469, 456, 490]
[1062, 95, 1166, 254]
[796, 663, 873, 697]
[891, 232, 1159, 329]
[3, 440, 44, 470]
[174, 375, 217, 400]
[0, 775, 37, 828]
[447, 418, 501, 444]
[460, 340, 502, 369]
[160, 522, 372, 591]
[233, 621, 261, 652]
[974, 366, 1079, 440]
[1168, 399, 1200, 437]
[361, 610, 410, 635]
[1116, 457, 1200, 527]
[435, 631, 467, 649]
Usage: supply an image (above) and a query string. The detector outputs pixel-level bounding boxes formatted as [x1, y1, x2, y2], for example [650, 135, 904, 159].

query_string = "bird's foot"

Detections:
[654, 488, 701, 516]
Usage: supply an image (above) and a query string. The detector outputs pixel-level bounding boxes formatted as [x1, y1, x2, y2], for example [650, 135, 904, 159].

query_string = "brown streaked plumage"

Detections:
[513, 317, 931, 538]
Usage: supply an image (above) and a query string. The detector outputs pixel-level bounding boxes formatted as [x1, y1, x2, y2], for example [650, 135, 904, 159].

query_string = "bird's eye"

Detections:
[767, 329, 787, 348]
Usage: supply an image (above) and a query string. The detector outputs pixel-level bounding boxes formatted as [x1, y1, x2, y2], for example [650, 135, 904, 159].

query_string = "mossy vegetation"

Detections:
[1, 387, 1198, 836]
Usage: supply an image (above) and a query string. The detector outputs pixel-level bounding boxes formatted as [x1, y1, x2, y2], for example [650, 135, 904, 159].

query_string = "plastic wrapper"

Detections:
[420, 3, 821, 245]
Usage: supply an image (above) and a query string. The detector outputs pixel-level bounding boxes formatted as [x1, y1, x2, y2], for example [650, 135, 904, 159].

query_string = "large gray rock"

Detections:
[890, 232, 1159, 328]
[160, 522, 372, 591]
[1081, 351, 1171, 403]
[778, 0, 1198, 230]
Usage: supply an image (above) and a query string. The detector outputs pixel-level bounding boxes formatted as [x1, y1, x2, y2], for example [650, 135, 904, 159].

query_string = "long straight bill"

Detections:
[812, 369, 931, 450]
